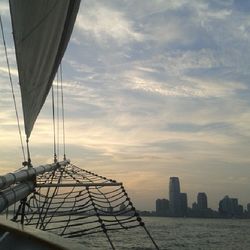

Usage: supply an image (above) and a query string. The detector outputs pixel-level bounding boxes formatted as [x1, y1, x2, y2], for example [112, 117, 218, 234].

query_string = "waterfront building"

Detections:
[238, 205, 243, 215]
[219, 196, 243, 217]
[197, 192, 208, 210]
[192, 202, 198, 210]
[169, 177, 181, 216]
[247, 203, 250, 213]
[180, 193, 188, 216]
[219, 196, 233, 216]
[156, 199, 169, 216]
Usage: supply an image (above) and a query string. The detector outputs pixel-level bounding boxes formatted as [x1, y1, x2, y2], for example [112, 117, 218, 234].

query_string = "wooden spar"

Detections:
[0, 181, 34, 213]
[36, 182, 123, 187]
[0, 160, 69, 190]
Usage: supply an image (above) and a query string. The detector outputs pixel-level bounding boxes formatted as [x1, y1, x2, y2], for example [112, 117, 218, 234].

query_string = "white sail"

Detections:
[9, 0, 80, 138]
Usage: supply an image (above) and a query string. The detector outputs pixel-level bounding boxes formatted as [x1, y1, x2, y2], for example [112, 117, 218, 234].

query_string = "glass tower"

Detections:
[197, 192, 208, 210]
[169, 177, 181, 216]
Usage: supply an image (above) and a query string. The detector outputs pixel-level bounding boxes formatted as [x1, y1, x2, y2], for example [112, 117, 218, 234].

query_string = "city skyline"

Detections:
[157, 177, 249, 212]
[1, 0, 250, 211]
[155, 177, 249, 218]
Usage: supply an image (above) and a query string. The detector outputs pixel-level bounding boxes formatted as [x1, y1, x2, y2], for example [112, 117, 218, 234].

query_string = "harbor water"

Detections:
[75, 217, 250, 249]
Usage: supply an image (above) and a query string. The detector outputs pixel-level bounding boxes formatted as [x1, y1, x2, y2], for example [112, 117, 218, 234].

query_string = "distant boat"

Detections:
[0, 1, 159, 249]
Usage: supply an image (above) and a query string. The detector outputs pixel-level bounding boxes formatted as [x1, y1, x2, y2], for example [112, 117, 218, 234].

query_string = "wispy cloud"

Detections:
[76, 2, 143, 45]
[0, 66, 18, 77]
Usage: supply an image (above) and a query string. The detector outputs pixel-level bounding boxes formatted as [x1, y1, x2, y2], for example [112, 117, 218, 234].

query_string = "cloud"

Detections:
[76, 2, 143, 45]
[0, 66, 18, 77]
[0, 2, 9, 15]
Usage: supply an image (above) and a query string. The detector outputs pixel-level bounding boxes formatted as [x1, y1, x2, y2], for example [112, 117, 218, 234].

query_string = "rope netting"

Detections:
[12, 164, 159, 249]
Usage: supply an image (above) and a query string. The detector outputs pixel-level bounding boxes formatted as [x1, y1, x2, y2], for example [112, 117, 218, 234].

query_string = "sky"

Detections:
[0, 0, 250, 211]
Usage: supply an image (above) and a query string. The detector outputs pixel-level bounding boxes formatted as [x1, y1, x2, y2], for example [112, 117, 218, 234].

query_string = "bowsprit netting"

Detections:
[12, 163, 159, 249]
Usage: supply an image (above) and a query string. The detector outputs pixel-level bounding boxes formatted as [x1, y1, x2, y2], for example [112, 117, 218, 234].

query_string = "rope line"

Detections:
[56, 72, 60, 158]
[51, 84, 57, 162]
[26, 138, 32, 167]
[60, 64, 66, 160]
[0, 15, 26, 162]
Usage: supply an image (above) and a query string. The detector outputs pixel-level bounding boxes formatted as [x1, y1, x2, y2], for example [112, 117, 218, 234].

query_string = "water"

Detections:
[2, 214, 249, 249]
[146, 217, 250, 250]
[74, 217, 250, 249]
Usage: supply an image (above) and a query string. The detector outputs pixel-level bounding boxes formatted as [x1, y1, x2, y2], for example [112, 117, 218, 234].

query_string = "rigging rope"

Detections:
[56, 72, 60, 158]
[60, 64, 66, 160]
[0, 15, 26, 162]
[52, 65, 66, 162]
[51, 84, 57, 162]
[26, 138, 32, 167]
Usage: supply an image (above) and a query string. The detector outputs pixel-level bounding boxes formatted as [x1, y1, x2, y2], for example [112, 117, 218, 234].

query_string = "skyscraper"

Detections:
[197, 192, 208, 210]
[219, 195, 243, 217]
[247, 203, 250, 214]
[169, 177, 181, 216]
[180, 192, 188, 216]
[156, 199, 169, 216]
